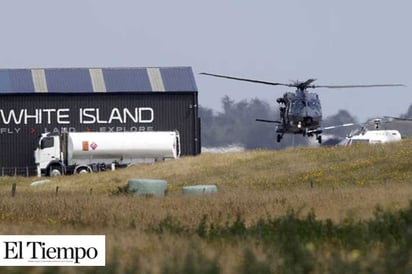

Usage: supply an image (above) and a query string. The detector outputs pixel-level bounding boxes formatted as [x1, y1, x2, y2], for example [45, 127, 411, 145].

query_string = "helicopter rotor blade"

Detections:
[307, 123, 356, 134]
[383, 116, 412, 121]
[200, 72, 293, 87]
[200, 72, 405, 90]
[321, 123, 356, 131]
[312, 84, 405, 89]
[256, 118, 281, 124]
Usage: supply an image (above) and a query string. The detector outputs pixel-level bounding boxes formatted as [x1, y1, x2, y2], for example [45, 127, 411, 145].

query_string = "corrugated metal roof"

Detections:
[160, 67, 198, 92]
[0, 69, 34, 93]
[103, 68, 152, 92]
[0, 67, 197, 93]
[46, 68, 93, 93]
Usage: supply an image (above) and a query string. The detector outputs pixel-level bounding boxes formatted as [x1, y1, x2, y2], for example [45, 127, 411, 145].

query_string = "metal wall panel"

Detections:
[0, 92, 200, 175]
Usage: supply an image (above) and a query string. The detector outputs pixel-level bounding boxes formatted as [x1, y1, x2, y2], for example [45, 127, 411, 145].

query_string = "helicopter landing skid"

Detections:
[306, 128, 323, 144]
[277, 134, 283, 143]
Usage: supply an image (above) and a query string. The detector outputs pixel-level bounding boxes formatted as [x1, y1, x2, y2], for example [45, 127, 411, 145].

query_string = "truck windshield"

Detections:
[40, 137, 54, 149]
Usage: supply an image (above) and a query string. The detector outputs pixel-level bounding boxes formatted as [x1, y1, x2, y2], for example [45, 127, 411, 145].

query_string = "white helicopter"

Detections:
[343, 117, 411, 145]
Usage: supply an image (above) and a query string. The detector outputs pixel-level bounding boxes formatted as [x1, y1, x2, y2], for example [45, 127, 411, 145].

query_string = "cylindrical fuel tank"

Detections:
[67, 131, 179, 161]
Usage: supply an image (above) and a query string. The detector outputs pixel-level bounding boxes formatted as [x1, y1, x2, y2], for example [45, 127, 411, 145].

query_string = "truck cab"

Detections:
[34, 133, 63, 176]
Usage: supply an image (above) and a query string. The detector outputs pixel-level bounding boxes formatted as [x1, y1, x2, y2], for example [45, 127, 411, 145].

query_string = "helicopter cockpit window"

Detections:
[308, 100, 320, 109]
[292, 100, 306, 110]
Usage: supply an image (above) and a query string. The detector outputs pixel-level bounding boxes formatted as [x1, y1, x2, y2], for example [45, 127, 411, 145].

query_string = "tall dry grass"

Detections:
[0, 139, 411, 273]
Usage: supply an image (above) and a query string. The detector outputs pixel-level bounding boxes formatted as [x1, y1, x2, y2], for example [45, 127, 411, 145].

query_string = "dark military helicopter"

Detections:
[200, 72, 404, 143]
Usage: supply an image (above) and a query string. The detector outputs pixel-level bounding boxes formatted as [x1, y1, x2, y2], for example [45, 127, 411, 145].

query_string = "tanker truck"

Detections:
[34, 131, 180, 177]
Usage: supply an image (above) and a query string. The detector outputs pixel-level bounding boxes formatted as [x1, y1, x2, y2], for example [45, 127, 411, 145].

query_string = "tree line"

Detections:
[199, 96, 412, 149]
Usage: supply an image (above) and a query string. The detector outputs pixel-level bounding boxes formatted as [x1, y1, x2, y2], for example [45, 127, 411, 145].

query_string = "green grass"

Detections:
[0, 139, 412, 273]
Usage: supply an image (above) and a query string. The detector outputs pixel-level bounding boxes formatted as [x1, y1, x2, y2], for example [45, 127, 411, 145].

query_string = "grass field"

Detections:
[0, 139, 412, 273]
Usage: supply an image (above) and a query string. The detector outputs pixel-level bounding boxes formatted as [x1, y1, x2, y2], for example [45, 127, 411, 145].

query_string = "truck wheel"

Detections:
[77, 167, 90, 174]
[50, 167, 62, 176]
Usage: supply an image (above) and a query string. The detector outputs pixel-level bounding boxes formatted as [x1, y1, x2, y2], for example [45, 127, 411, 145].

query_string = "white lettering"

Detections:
[57, 109, 70, 124]
[139, 107, 154, 123]
[123, 108, 138, 123]
[0, 128, 21, 134]
[42, 109, 55, 124]
[79, 107, 154, 124]
[0, 109, 25, 125]
[0, 107, 154, 126]
[80, 108, 96, 124]
[24, 109, 39, 125]
[98, 126, 152, 132]
[96, 109, 107, 124]
[108, 108, 123, 123]
[43, 127, 76, 134]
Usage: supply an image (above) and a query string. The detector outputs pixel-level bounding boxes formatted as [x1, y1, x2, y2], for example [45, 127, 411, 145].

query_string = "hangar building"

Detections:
[0, 67, 201, 176]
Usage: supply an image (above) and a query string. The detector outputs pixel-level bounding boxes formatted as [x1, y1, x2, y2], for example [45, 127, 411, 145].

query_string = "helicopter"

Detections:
[200, 72, 404, 144]
[344, 116, 412, 145]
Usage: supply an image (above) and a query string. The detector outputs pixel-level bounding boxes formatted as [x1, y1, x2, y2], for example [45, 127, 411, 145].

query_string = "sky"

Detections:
[0, 0, 411, 122]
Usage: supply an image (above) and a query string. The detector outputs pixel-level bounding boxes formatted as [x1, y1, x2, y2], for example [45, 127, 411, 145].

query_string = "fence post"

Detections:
[11, 183, 16, 197]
